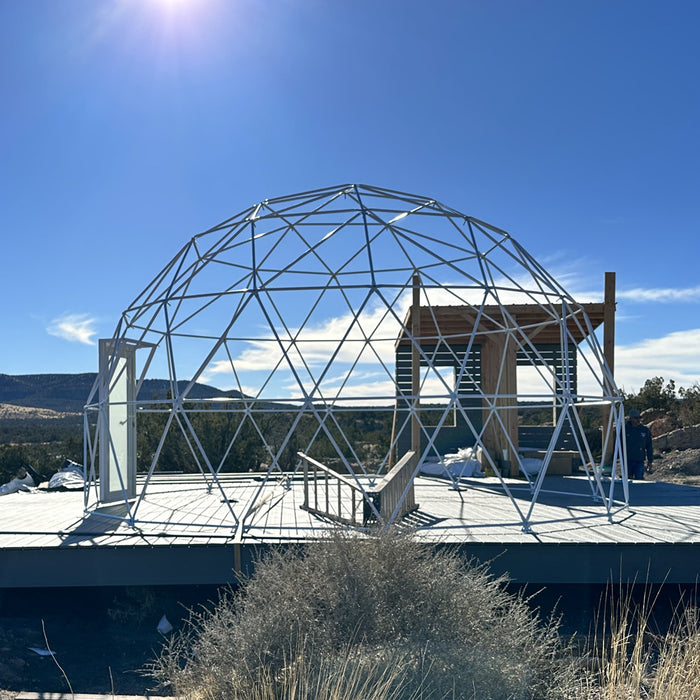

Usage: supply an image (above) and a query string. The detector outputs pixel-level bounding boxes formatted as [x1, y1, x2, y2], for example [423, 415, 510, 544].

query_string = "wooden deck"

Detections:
[2, 473, 700, 587]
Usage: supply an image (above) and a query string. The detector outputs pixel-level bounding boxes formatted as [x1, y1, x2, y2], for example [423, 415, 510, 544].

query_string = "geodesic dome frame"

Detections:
[83, 184, 628, 534]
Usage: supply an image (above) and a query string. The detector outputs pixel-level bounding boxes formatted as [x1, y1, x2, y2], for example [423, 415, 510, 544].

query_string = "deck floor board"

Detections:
[2, 474, 700, 586]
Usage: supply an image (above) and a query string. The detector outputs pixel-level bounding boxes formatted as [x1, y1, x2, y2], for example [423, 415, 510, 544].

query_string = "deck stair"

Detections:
[298, 450, 418, 526]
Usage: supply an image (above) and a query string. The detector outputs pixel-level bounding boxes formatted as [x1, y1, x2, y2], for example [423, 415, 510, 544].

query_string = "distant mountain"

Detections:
[0, 373, 235, 413]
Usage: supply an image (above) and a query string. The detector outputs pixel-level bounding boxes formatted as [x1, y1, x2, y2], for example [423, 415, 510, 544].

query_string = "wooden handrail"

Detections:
[373, 450, 414, 493]
[298, 450, 418, 527]
[298, 452, 367, 527]
[368, 450, 417, 523]
[297, 452, 363, 491]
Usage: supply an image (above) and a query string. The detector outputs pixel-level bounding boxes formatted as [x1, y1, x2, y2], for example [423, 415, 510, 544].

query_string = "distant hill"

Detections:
[0, 373, 235, 414]
[0, 403, 76, 419]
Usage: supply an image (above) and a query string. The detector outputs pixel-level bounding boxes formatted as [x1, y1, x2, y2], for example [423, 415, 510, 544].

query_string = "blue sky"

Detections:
[1, 0, 699, 393]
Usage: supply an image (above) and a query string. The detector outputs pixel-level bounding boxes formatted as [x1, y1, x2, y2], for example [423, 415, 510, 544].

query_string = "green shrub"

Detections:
[149, 531, 577, 699]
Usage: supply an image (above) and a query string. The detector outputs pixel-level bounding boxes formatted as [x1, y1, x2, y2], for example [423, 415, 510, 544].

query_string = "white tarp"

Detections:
[518, 457, 544, 475]
[0, 471, 35, 496]
[420, 446, 485, 479]
[48, 460, 85, 491]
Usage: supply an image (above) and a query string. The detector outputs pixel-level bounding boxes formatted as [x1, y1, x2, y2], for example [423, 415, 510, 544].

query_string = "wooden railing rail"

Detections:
[298, 450, 419, 527]
[298, 452, 366, 527]
[368, 450, 417, 523]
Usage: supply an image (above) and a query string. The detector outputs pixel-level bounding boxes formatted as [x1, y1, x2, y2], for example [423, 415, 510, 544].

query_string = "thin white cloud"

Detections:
[557, 266, 700, 305]
[276, 370, 397, 405]
[613, 328, 700, 392]
[203, 301, 407, 379]
[543, 270, 700, 306]
[617, 286, 700, 303]
[203, 272, 608, 385]
[197, 266, 700, 403]
[47, 313, 98, 346]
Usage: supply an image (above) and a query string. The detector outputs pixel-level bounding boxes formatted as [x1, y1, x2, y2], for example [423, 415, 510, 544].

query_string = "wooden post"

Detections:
[388, 407, 397, 470]
[481, 335, 500, 461]
[603, 271, 616, 464]
[503, 337, 519, 459]
[603, 272, 616, 390]
[411, 274, 421, 467]
[481, 334, 518, 464]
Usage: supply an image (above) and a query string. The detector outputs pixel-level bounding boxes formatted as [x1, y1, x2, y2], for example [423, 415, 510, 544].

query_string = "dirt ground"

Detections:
[0, 614, 163, 696]
[0, 586, 220, 697]
[646, 447, 700, 486]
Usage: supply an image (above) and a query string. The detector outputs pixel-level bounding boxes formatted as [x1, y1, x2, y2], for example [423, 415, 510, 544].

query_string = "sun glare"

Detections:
[86, 0, 246, 75]
[162, 0, 209, 10]
[153, 0, 193, 13]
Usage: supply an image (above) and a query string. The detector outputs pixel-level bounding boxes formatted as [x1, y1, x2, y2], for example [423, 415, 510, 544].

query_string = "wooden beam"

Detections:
[502, 337, 519, 459]
[603, 272, 616, 392]
[411, 274, 421, 465]
[603, 272, 616, 465]
[396, 303, 607, 346]
[481, 334, 518, 463]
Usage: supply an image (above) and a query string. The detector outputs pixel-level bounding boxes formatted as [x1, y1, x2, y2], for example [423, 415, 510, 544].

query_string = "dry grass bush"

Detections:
[230, 645, 423, 700]
[652, 605, 700, 697]
[148, 530, 578, 699]
[571, 586, 700, 699]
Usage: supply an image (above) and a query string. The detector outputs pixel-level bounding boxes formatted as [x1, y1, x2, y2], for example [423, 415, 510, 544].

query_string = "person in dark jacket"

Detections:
[625, 408, 653, 480]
